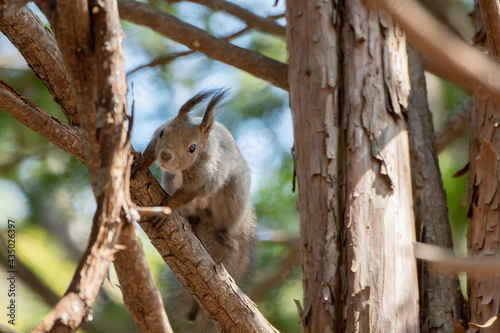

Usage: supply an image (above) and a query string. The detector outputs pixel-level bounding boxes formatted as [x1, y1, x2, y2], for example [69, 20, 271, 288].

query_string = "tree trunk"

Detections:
[407, 47, 463, 332]
[342, 2, 419, 331]
[286, 0, 343, 331]
[467, 2, 500, 331]
[287, 0, 420, 331]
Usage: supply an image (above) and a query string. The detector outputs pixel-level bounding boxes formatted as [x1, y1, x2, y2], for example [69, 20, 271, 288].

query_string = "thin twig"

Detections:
[127, 26, 251, 75]
[415, 242, 500, 274]
[180, 0, 286, 37]
[118, 0, 288, 90]
[135, 206, 172, 216]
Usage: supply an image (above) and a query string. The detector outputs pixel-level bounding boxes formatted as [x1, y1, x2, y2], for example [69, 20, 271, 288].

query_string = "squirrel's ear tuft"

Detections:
[200, 88, 228, 139]
[177, 88, 220, 119]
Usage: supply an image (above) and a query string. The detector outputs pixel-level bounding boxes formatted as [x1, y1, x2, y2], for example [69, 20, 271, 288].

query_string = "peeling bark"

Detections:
[342, 1, 419, 331]
[287, 0, 419, 331]
[467, 4, 500, 332]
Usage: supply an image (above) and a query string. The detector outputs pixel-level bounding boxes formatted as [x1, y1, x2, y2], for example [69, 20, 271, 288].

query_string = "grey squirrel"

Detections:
[137, 88, 256, 331]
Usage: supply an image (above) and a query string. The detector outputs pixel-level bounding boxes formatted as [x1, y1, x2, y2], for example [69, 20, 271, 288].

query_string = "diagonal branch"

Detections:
[367, 0, 500, 102]
[0, 6, 79, 125]
[0, 79, 86, 163]
[128, 25, 251, 75]
[118, 0, 288, 90]
[180, 0, 286, 37]
[114, 218, 173, 333]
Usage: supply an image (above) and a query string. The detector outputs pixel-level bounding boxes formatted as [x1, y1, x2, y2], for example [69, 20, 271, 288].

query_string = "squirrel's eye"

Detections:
[159, 129, 165, 138]
[189, 144, 196, 153]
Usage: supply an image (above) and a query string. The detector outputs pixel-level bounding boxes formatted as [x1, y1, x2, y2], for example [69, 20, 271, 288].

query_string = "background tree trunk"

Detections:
[286, 0, 343, 331]
[287, 0, 420, 331]
[467, 2, 500, 331]
[407, 47, 463, 332]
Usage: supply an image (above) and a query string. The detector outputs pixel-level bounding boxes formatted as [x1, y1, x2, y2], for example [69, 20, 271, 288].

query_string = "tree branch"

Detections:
[33, 0, 132, 331]
[180, 0, 286, 37]
[0, 8, 276, 331]
[127, 26, 251, 75]
[114, 219, 173, 333]
[0, 6, 79, 125]
[0, 79, 86, 163]
[118, 0, 289, 90]
[130, 171, 279, 332]
[366, 0, 500, 101]
[415, 242, 500, 275]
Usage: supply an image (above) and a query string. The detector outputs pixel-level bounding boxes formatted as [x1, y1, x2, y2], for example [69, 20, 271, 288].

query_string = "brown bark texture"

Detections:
[0, 7, 79, 124]
[342, 1, 419, 331]
[286, 0, 343, 331]
[467, 2, 500, 332]
[407, 48, 463, 332]
[287, 0, 420, 331]
[114, 221, 174, 333]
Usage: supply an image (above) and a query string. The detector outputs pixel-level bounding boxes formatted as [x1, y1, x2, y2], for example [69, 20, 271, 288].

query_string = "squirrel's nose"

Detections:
[160, 151, 172, 162]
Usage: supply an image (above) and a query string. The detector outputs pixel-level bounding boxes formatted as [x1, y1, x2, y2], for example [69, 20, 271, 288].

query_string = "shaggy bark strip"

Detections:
[467, 3, 500, 332]
[342, 1, 419, 331]
[407, 47, 463, 332]
[118, 0, 288, 90]
[286, 0, 343, 331]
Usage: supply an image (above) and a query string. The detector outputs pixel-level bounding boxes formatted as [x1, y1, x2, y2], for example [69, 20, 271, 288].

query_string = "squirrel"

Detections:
[136, 88, 256, 331]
